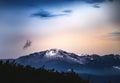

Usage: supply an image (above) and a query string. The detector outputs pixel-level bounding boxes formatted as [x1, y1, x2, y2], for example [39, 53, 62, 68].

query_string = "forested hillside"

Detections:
[0, 60, 89, 83]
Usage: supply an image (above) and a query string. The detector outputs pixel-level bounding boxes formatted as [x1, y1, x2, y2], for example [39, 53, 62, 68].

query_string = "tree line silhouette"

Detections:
[0, 60, 89, 83]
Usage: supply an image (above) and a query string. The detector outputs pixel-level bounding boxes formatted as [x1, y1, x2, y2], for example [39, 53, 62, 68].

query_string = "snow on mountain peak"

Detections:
[45, 49, 61, 57]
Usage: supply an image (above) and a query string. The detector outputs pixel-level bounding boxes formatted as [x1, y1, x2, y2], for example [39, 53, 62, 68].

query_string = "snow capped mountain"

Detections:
[15, 49, 84, 68]
[45, 49, 61, 57]
[3, 49, 120, 75]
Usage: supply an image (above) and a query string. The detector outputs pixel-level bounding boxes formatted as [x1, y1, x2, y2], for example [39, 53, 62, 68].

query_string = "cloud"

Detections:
[23, 40, 32, 49]
[31, 9, 72, 18]
[110, 31, 120, 35]
[93, 4, 101, 8]
[101, 31, 120, 41]
[0, 0, 114, 7]
[63, 10, 72, 13]
[109, 31, 120, 40]
[113, 66, 120, 70]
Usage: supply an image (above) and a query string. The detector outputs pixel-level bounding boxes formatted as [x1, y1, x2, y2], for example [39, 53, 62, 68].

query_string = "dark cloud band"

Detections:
[0, 0, 114, 7]
[31, 9, 72, 18]
[110, 31, 120, 35]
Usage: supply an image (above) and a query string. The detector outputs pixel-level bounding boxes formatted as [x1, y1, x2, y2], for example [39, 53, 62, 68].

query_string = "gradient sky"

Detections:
[0, 0, 120, 59]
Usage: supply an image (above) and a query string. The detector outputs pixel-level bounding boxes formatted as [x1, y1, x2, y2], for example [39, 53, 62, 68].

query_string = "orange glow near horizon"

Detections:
[26, 24, 120, 56]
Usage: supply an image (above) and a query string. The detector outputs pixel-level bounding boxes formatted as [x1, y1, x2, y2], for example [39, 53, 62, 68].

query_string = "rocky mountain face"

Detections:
[13, 49, 120, 75]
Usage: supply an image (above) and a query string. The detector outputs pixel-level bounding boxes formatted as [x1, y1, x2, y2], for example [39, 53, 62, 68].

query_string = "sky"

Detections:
[0, 0, 120, 59]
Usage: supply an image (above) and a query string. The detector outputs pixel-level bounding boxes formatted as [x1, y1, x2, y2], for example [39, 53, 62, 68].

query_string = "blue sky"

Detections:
[0, 0, 120, 59]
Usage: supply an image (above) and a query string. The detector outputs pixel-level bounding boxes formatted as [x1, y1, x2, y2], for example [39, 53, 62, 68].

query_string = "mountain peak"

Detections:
[45, 48, 60, 57]
[45, 48, 62, 57]
[12, 49, 120, 76]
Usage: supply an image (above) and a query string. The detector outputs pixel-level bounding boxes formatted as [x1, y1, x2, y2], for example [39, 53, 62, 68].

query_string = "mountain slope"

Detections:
[14, 49, 120, 75]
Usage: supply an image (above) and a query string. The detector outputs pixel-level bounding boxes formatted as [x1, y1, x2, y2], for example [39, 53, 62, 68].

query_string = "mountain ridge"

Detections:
[1, 49, 120, 75]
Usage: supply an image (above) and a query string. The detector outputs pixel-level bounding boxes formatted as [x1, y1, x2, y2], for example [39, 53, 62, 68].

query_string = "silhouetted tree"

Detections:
[0, 60, 89, 83]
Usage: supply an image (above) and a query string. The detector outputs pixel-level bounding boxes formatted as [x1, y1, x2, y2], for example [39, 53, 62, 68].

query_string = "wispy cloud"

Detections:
[92, 4, 101, 8]
[31, 9, 72, 18]
[100, 31, 120, 41]
[109, 31, 120, 40]
[63, 10, 72, 13]
[23, 40, 32, 49]
[110, 31, 120, 35]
